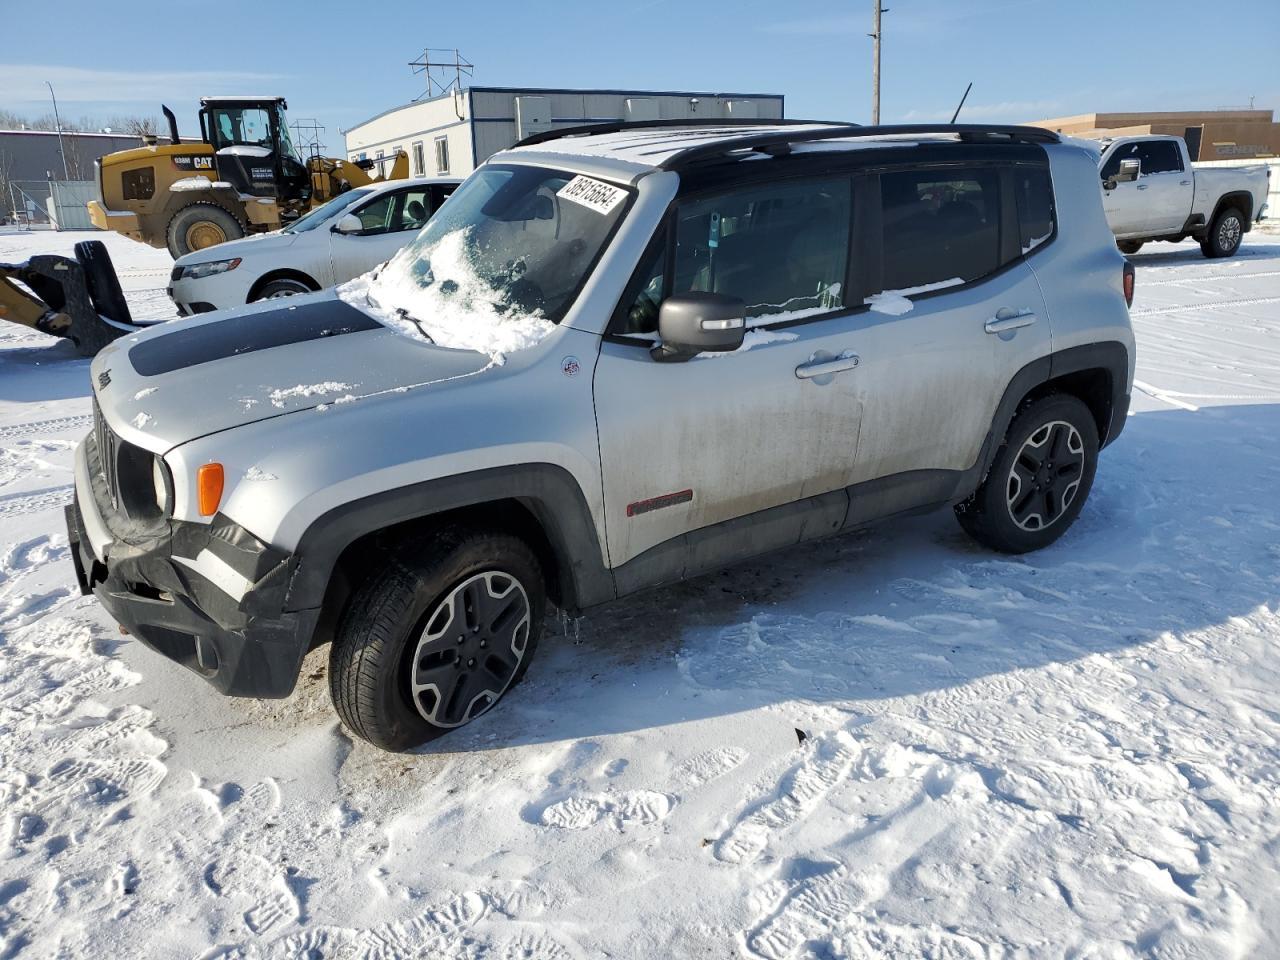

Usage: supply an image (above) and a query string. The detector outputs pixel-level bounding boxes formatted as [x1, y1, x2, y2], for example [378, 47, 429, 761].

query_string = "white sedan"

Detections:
[167, 176, 460, 314]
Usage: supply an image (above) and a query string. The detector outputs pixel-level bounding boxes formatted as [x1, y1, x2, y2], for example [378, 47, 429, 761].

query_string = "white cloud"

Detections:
[0, 64, 286, 105]
[900, 99, 1072, 123]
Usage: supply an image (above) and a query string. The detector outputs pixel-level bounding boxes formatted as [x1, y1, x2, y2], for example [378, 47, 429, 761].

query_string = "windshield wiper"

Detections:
[396, 307, 435, 344]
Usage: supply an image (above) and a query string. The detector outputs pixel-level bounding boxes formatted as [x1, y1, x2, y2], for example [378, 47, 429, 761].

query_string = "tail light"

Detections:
[1122, 260, 1135, 308]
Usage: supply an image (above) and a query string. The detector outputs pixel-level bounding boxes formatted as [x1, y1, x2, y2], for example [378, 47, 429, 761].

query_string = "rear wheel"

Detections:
[1200, 207, 1244, 259]
[329, 527, 545, 751]
[1117, 239, 1144, 255]
[955, 394, 1099, 554]
[165, 203, 244, 258]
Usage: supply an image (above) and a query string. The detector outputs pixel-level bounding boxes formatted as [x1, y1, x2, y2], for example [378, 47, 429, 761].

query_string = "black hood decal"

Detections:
[129, 298, 382, 377]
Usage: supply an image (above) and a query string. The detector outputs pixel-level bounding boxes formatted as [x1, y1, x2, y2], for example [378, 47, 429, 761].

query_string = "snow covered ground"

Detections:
[2, 226, 1279, 958]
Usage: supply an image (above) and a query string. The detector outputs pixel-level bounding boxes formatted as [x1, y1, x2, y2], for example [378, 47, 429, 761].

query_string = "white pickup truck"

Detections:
[1087, 134, 1269, 258]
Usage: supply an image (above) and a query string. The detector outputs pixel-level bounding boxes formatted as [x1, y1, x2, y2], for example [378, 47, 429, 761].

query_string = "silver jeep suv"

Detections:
[67, 121, 1135, 751]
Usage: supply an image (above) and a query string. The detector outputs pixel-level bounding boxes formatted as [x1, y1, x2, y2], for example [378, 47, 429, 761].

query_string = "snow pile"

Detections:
[267, 381, 352, 408]
[865, 277, 964, 315]
[338, 228, 555, 361]
[169, 178, 234, 192]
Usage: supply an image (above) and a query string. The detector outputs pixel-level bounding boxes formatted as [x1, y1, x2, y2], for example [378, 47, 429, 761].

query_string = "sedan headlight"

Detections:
[178, 257, 241, 281]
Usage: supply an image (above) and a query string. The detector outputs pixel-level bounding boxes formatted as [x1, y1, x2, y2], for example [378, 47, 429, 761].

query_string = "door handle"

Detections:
[985, 310, 1037, 334]
[795, 353, 859, 379]
[1180, 179, 1192, 186]
[1136, 183, 1149, 190]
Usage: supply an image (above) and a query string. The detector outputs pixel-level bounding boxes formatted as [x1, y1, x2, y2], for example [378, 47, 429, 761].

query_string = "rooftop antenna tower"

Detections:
[409, 48, 474, 100]
[289, 118, 326, 160]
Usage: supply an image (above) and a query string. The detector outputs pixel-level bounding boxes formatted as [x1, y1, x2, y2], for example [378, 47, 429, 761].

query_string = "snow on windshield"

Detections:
[342, 229, 556, 360]
[339, 164, 630, 360]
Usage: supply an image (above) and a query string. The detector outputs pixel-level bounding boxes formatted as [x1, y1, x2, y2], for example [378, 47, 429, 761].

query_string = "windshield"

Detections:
[361, 164, 631, 349]
[284, 188, 372, 233]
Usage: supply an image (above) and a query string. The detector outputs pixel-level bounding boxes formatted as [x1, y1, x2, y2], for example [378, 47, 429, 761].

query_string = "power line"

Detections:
[408, 48, 474, 101]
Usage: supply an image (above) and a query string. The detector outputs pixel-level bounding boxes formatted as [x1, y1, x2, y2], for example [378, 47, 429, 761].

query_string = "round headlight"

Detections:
[152, 456, 173, 516]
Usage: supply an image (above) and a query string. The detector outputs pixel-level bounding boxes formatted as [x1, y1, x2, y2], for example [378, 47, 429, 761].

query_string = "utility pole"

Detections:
[869, 1, 888, 124]
[45, 81, 69, 181]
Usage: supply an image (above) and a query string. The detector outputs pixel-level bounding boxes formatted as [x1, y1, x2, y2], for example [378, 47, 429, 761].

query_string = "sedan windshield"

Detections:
[284, 188, 372, 234]
[358, 164, 630, 352]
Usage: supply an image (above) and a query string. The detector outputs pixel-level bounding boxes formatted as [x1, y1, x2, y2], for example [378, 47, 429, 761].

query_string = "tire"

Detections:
[165, 203, 244, 258]
[73, 240, 132, 325]
[329, 527, 545, 751]
[1200, 207, 1244, 259]
[955, 394, 1099, 554]
[250, 277, 313, 302]
[1117, 240, 1144, 255]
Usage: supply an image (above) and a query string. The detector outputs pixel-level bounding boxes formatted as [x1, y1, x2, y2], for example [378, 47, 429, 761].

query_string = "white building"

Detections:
[343, 86, 785, 178]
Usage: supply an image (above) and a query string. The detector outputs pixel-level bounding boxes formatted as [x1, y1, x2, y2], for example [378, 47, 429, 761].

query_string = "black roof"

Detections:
[514, 119, 1060, 171]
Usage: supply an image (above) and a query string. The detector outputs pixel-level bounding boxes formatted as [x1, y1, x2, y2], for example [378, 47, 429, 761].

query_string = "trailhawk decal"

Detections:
[556, 176, 627, 215]
[626, 489, 693, 517]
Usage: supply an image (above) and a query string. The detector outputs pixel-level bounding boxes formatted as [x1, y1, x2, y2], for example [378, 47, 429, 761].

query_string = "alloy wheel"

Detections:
[1006, 420, 1086, 532]
[1218, 214, 1242, 252]
[408, 571, 531, 727]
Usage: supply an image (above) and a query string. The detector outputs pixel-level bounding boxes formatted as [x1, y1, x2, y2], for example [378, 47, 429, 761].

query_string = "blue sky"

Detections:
[3, 0, 1277, 147]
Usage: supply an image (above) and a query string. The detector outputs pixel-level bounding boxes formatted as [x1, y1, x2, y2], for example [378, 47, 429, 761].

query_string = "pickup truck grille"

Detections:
[92, 397, 122, 510]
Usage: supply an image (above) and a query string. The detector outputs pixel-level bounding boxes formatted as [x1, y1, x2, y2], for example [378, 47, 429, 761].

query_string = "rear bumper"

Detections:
[67, 439, 318, 698]
[87, 200, 141, 239]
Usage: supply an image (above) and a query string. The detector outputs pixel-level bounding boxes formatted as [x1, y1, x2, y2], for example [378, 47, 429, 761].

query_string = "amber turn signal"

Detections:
[196, 463, 225, 516]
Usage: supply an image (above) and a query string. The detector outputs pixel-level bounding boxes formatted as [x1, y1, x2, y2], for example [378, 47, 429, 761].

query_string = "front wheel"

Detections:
[1117, 239, 1144, 255]
[251, 278, 313, 301]
[329, 528, 545, 751]
[1201, 207, 1244, 259]
[955, 394, 1099, 554]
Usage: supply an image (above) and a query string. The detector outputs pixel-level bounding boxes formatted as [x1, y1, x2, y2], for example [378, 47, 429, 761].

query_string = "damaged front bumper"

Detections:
[66, 438, 319, 698]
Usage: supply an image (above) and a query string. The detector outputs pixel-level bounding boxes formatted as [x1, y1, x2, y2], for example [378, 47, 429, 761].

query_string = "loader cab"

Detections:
[198, 97, 310, 205]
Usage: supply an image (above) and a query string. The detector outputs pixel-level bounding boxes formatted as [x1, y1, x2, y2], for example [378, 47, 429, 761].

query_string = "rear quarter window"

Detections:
[1013, 165, 1055, 254]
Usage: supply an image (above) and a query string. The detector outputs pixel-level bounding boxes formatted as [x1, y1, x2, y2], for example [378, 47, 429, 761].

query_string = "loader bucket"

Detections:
[0, 241, 140, 356]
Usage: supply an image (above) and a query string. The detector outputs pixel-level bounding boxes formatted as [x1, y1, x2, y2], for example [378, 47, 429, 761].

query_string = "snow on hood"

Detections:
[337, 227, 555, 364]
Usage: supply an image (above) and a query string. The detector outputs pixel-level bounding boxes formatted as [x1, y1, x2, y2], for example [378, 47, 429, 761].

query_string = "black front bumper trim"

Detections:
[66, 501, 319, 699]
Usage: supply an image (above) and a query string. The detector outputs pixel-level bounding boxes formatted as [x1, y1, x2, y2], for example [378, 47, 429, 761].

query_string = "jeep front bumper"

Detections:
[66, 438, 319, 698]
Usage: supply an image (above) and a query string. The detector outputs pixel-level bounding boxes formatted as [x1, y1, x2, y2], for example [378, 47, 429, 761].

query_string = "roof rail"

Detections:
[658, 123, 1061, 170]
[512, 117, 845, 149]
[511, 119, 1060, 168]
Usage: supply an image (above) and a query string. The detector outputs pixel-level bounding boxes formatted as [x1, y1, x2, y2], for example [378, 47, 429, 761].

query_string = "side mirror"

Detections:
[333, 213, 364, 235]
[650, 292, 746, 363]
[1105, 157, 1140, 190]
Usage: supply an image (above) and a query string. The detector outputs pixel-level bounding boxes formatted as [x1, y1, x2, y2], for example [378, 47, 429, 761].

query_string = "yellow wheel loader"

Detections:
[88, 97, 409, 258]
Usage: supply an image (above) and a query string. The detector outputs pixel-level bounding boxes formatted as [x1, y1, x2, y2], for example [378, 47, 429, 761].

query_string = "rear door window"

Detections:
[878, 167, 1001, 291]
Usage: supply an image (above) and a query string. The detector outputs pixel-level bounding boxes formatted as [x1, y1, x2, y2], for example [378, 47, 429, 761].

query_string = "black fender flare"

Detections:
[971, 341, 1131, 487]
[282, 463, 615, 615]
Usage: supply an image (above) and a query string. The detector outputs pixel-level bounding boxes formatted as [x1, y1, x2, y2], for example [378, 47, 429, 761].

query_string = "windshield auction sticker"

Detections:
[557, 176, 627, 215]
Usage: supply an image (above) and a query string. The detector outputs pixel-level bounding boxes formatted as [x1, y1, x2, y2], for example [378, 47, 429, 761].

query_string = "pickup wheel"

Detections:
[1201, 207, 1244, 259]
[329, 527, 545, 751]
[1117, 240, 1144, 255]
[955, 394, 1099, 554]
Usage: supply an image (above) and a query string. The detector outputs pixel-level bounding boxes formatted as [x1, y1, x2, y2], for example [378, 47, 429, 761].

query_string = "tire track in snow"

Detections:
[1130, 295, 1280, 317]
[0, 485, 75, 519]
[0, 414, 92, 441]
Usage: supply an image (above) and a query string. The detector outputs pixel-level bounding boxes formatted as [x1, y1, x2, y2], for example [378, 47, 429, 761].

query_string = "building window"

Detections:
[434, 136, 450, 175]
[412, 141, 425, 177]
